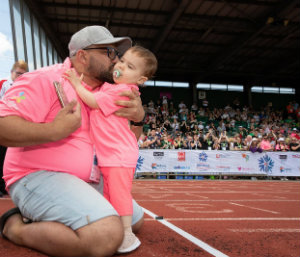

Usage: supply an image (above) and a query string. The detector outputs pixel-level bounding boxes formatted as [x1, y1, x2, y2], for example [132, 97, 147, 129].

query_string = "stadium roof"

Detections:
[25, 0, 300, 88]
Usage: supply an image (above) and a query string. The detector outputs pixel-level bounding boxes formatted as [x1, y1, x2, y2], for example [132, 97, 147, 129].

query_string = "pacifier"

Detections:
[113, 69, 121, 78]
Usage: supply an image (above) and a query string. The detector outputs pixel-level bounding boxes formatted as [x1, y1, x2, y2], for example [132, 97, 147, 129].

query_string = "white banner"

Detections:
[136, 150, 300, 177]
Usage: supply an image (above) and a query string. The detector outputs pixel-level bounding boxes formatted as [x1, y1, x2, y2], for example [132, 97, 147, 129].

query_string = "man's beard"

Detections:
[88, 56, 114, 84]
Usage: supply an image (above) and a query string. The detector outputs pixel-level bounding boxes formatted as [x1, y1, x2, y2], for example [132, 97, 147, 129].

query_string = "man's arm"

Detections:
[114, 88, 145, 122]
[114, 88, 145, 140]
[0, 100, 81, 147]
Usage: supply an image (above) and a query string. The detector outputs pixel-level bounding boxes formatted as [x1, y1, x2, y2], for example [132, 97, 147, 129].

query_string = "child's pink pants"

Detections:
[100, 167, 135, 216]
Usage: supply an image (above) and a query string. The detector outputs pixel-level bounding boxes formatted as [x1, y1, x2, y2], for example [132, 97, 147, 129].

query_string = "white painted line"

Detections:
[134, 190, 295, 193]
[142, 207, 229, 257]
[144, 217, 300, 221]
[229, 202, 280, 214]
[136, 199, 300, 202]
[229, 228, 300, 233]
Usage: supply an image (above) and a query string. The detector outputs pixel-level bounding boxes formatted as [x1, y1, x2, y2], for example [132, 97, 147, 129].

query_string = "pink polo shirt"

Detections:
[0, 58, 94, 188]
[91, 82, 139, 168]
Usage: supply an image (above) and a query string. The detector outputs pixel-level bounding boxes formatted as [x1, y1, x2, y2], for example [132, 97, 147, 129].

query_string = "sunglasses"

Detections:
[83, 46, 120, 60]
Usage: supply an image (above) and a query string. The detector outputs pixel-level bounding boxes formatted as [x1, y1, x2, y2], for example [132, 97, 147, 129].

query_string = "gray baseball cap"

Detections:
[68, 25, 132, 57]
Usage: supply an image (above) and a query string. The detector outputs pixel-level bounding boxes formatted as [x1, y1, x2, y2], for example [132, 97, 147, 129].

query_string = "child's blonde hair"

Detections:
[129, 46, 157, 79]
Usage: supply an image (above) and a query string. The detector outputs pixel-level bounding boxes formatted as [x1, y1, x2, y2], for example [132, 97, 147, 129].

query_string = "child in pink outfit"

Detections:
[64, 46, 157, 254]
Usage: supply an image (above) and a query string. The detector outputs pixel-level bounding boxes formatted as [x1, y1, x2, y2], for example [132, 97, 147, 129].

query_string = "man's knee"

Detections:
[77, 216, 123, 257]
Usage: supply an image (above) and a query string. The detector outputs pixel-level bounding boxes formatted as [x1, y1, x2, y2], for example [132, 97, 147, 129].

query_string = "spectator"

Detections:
[145, 129, 161, 149]
[249, 138, 263, 153]
[260, 134, 273, 151]
[183, 134, 194, 149]
[232, 135, 244, 150]
[138, 133, 148, 148]
[204, 128, 217, 150]
[0, 60, 28, 99]
[191, 102, 198, 112]
[173, 133, 184, 149]
[243, 135, 253, 150]
[160, 134, 172, 149]
[275, 138, 289, 151]
[218, 131, 230, 150]
[289, 137, 300, 151]
[212, 138, 220, 150]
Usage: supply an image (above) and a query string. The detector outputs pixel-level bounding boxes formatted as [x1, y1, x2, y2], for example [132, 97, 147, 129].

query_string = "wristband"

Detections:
[131, 113, 146, 126]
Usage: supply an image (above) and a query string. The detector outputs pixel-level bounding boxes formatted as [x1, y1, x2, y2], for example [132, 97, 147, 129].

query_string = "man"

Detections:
[0, 26, 145, 257]
[0, 60, 28, 196]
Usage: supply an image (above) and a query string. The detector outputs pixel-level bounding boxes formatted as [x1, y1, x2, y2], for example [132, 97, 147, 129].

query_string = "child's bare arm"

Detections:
[63, 69, 98, 109]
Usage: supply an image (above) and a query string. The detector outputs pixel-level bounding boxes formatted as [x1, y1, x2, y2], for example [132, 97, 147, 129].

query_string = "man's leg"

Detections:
[5, 171, 123, 257]
[3, 213, 123, 257]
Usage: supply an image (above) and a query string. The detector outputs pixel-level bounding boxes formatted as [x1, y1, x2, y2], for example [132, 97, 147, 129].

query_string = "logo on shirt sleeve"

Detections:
[11, 92, 26, 103]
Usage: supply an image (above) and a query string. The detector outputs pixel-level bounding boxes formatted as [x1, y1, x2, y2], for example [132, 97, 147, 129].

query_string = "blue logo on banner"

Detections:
[135, 156, 144, 171]
[258, 155, 274, 174]
[199, 152, 208, 162]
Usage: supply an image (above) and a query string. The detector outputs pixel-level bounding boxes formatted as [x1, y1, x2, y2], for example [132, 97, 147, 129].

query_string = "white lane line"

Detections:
[142, 207, 229, 257]
[134, 191, 295, 193]
[229, 202, 280, 214]
[136, 199, 300, 202]
[144, 217, 300, 221]
[229, 228, 300, 233]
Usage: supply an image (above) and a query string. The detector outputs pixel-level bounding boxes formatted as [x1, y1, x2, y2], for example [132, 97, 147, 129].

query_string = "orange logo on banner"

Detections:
[178, 152, 185, 161]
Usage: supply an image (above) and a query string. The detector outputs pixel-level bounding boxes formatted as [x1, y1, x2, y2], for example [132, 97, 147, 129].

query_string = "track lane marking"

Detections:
[136, 199, 300, 202]
[229, 228, 300, 233]
[142, 207, 229, 257]
[144, 217, 300, 221]
[229, 202, 280, 214]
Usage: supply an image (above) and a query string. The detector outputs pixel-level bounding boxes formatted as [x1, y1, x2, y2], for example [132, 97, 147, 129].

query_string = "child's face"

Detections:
[113, 49, 147, 85]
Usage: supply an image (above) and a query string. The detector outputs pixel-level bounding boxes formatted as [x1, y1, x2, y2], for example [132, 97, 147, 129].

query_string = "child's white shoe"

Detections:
[117, 231, 141, 254]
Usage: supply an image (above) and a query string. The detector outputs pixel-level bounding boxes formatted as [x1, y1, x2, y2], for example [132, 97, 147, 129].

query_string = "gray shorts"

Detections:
[9, 171, 143, 230]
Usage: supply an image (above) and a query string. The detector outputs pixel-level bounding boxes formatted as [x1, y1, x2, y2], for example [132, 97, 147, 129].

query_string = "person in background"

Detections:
[218, 131, 230, 150]
[275, 138, 289, 151]
[260, 134, 273, 151]
[289, 137, 300, 151]
[0, 60, 28, 99]
[145, 129, 161, 149]
[204, 128, 217, 150]
[64, 45, 157, 253]
[249, 138, 263, 153]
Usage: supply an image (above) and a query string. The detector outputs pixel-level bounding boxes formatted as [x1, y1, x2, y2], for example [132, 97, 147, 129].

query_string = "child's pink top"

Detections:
[91, 82, 139, 168]
[0, 59, 94, 188]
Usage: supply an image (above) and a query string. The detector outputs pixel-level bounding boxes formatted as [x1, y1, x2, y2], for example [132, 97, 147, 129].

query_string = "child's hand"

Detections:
[63, 69, 84, 90]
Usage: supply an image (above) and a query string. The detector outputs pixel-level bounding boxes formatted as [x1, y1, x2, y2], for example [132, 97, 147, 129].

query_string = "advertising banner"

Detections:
[136, 150, 300, 177]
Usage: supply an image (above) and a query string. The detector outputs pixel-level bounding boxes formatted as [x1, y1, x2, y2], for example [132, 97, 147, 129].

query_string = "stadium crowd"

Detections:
[138, 98, 300, 152]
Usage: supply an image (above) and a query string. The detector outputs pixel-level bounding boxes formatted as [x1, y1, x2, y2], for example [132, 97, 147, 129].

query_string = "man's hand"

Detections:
[51, 100, 81, 141]
[114, 88, 145, 122]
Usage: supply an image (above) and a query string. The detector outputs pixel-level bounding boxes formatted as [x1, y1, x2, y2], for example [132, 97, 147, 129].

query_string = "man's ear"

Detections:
[137, 76, 148, 85]
[76, 50, 88, 64]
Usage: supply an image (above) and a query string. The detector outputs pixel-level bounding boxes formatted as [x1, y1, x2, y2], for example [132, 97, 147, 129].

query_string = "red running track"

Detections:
[0, 180, 300, 257]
